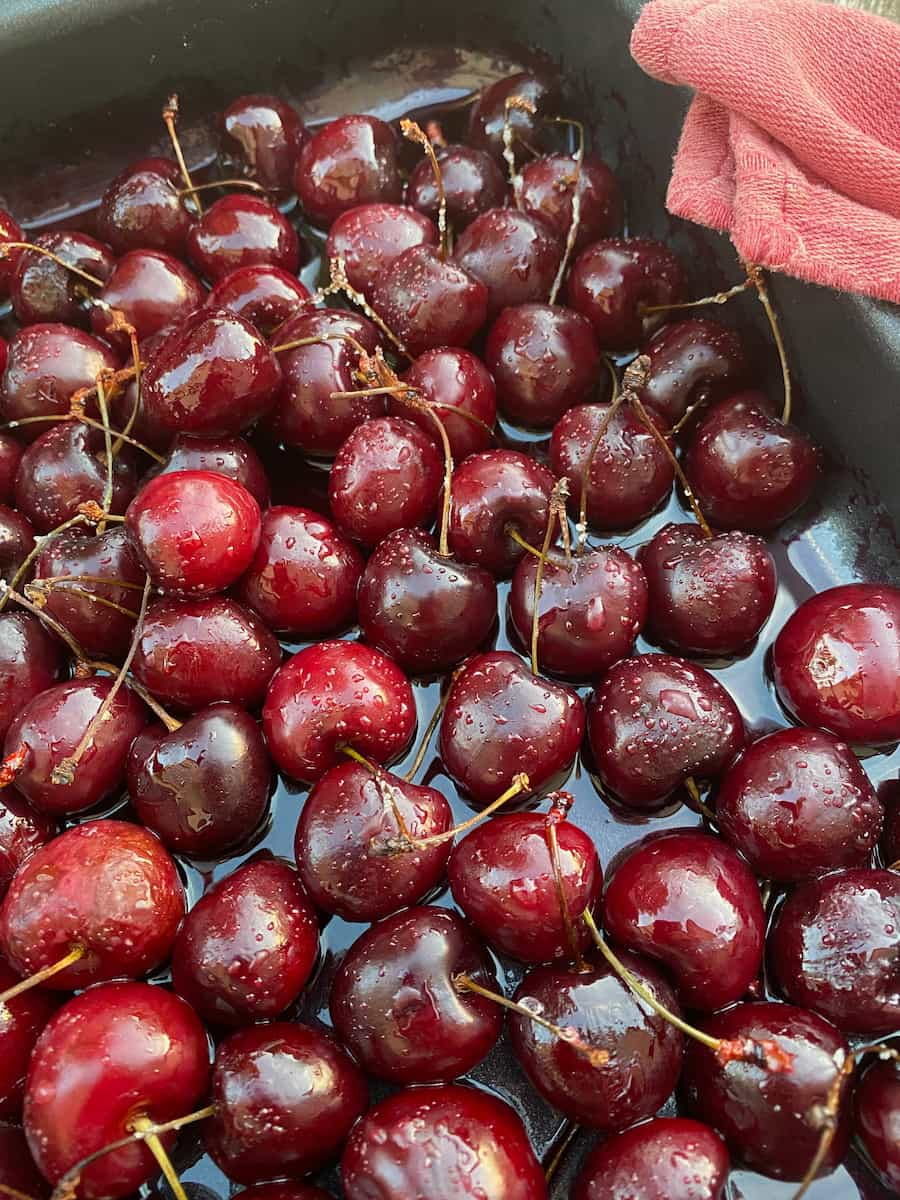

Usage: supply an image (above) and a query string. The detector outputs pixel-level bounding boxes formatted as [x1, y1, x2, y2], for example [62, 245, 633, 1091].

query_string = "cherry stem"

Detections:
[93, 374, 115, 535]
[0, 241, 104, 289]
[503, 95, 536, 209]
[104, 311, 143, 458]
[641, 278, 751, 315]
[77, 503, 125, 525]
[83, 659, 181, 731]
[29, 573, 145, 592]
[888, 858, 900, 872]
[0, 1185, 35, 1200]
[547, 116, 585, 306]
[508, 526, 554, 561]
[324, 256, 412, 360]
[176, 178, 266, 196]
[530, 478, 570, 675]
[543, 1121, 580, 1184]
[0, 513, 88, 613]
[576, 393, 623, 556]
[404, 685, 449, 782]
[24, 581, 139, 621]
[131, 1116, 188, 1200]
[744, 261, 792, 425]
[0, 943, 85, 1005]
[684, 775, 716, 822]
[401, 118, 448, 260]
[544, 791, 591, 971]
[271, 331, 371, 363]
[162, 93, 202, 214]
[0, 744, 27, 789]
[374, 772, 531, 855]
[0, 581, 88, 661]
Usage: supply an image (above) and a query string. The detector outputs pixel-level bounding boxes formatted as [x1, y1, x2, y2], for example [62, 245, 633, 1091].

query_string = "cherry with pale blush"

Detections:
[0, 953, 58, 1119]
[155, 432, 270, 505]
[637, 317, 749, 428]
[466, 69, 558, 161]
[207, 264, 311, 335]
[326, 202, 436, 294]
[0, 789, 57, 898]
[295, 114, 402, 226]
[394, 346, 497, 461]
[220, 92, 307, 195]
[408, 142, 507, 228]
[521, 153, 623, 249]
[187, 194, 301, 282]
[11, 231, 115, 327]
[0, 434, 24, 501]
[573, 1117, 730, 1200]
[91, 249, 205, 349]
[855, 1058, 900, 1193]
[0, 613, 61, 743]
[97, 156, 194, 256]
[371, 244, 489, 356]
[453, 209, 561, 321]
[0, 507, 36, 586]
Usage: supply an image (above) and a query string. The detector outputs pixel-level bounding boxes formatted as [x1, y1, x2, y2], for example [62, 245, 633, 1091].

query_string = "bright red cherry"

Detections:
[371, 244, 489, 356]
[207, 263, 311, 335]
[295, 114, 402, 226]
[855, 1058, 900, 1193]
[11, 231, 114, 327]
[394, 346, 497, 461]
[637, 317, 749, 428]
[453, 209, 561, 320]
[466, 69, 558, 161]
[0, 789, 57, 899]
[573, 1117, 730, 1200]
[187, 194, 301, 282]
[521, 153, 623, 249]
[408, 142, 506, 228]
[155, 432, 270, 505]
[568, 238, 686, 350]
[326, 202, 436, 294]
[0, 954, 58, 1119]
[220, 93, 307, 195]
[0, 613, 61, 743]
[97, 156, 194, 256]
[91, 249, 205, 349]
[0, 504, 33, 580]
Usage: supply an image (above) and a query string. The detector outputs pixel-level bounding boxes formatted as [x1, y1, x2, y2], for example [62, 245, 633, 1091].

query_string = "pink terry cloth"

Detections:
[630, 0, 900, 302]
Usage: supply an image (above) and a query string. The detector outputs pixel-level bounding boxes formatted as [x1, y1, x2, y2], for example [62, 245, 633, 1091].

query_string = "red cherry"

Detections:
[156, 432, 270, 505]
[187, 194, 301, 282]
[295, 114, 402, 226]
[0, 209, 25, 296]
[453, 209, 561, 321]
[235, 1187, 331, 1200]
[855, 1058, 900, 1192]
[220, 93, 307, 195]
[91, 249, 205, 349]
[0, 953, 58, 1119]
[0, 434, 24, 502]
[0, 789, 57, 899]
[882, 780, 900, 866]
[0, 613, 61, 743]
[371, 244, 489, 356]
[521, 154, 623, 249]
[11, 231, 115, 327]
[408, 143, 506, 228]
[325, 202, 436, 294]
[394, 346, 497, 461]
[637, 317, 749, 428]
[0, 507, 36, 588]
[207, 264, 311, 335]
[573, 1117, 730, 1200]
[97, 156, 194, 256]
[466, 69, 558, 161]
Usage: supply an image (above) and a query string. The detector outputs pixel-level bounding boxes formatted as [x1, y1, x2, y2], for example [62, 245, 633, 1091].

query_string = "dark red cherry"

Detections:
[408, 142, 507, 228]
[326, 202, 436, 294]
[11, 231, 115, 327]
[0, 209, 25, 296]
[128, 702, 271, 857]
[393, 346, 497, 462]
[717, 727, 883, 881]
[439, 650, 585, 804]
[126, 469, 261, 596]
[0, 820, 184, 987]
[0, 954, 58, 1119]
[883, 780, 900, 865]
[573, 1117, 730, 1200]
[207, 263, 311, 335]
[0, 1123, 50, 1200]
[0, 613, 61, 743]
[329, 415, 443, 548]
[295, 114, 402, 226]
[23, 982, 208, 1200]
[156, 432, 269, 505]
[637, 317, 749, 428]
[331, 905, 503, 1083]
[97, 156, 194, 257]
[220, 93, 307, 195]
[587, 653, 745, 809]
[132, 595, 281, 710]
[568, 238, 686, 350]
[0, 504, 35, 580]
[187, 194, 301, 282]
[509, 544, 648, 679]
[773, 583, 900, 746]
[107, 328, 174, 453]
[234, 1187, 331, 1200]
[855, 1057, 900, 1193]
[603, 829, 765, 1010]
[0, 433, 23, 501]
[638, 523, 777, 655]
[466, 69, 558, 161]
[0, 789, 57, 899]
[295, 759, 452, 922]
[263, 640, 416, 782]
[522, 153, 624, 249]
[685, 392, 820, 530]
[342, 1083, 547, 1200]
[371, 244, 489, 356]
[682, 1001, 851, 1181]
[205, 1021, 368, 1183]
[92, 248, 205, 351]
[448, 809, 601, 962]
[453, 209, 561, 321]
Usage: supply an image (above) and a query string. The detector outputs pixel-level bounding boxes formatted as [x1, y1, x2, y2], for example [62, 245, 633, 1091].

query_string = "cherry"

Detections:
[155, 432, 270, 505]
[126, 469, 261, 597]
[587, 653, 745, 808]
[204, 1021, 368, 1182]
[128, 701, 271, 857]
[602, 829, 765, 1010]
[0, 1123, 49, 1199]
[295, 759, 452, 921]
[187, 194, 301, 282]
[637, 317, 749, 428]
[0, 953, 58, 1119]
[0, 504, 35, 580]
[11, 231, 115, 327]
[638, 523, 777, 656]
[0, 789, 57, 898]
[371, 244, 489, 356]
[326, 202, 436, 294]
[773, 583, 900, 746]
[341, 1083, 547, 1200]
[329, 415, 443, 548]
[509, 544, 648, 679]
[97, 156, 195, 256]
[234, 1187, 331, 1200]
[0, 613, 61, 743]
[263, 640, 416, 782]
[0, 209, 25, 296]
[220, 93, 307, 196]
[132, 595, 281, 710]
[107, 329, 174, 453]
[453, 209, 561, 320]
[466, 69, 558, 161]
[685, 392, 820, 531]
[295, 114, 402, 226]
[716, 727, 883, 881]
[0, 819, 184, 987]
[573, 1117, 730, 1200]
[393, 346, 496, 461]
[91, 249, 205, 350]
[207, 263, 311, 335]
[439, 650, 585, 804]
[0, 433, 23, 501]
[681, 1001, 851, 1181]
[567, 238, 687, 350]
[23, 981, 209, 1199]
[521, 153, 623, 249]
[408, 142, 507, 228]
[883, 780, 900, 865]
[855, 1057, 900, 1192]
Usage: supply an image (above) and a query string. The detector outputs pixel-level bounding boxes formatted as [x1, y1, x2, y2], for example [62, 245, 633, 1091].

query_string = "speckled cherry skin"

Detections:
[97, 156, 194, 256]
[466, 69, 557, 162]
[92, 249, 205, 349]
[0, 504, 34, 581]
[0, 208, 25, 296]
[716, 727, 883, 881]
[439, 650, 585, 805]
[394, 345, 497, 462]
[638, 523, 777, 656]
[637, 318, 749, 428]
[510, 953, 683, 1130]
[11, 231, 114, 327]
[341, 1083, 548, 1200]
[132, 595, 281, 711]
[128, 702, 271, 857]
[773, 583, 900, 747]
[0, 954, 58, 1119]
[264, 640, 416, 782]
[509, 545, 648, 680]
[207, 264, 311, 336]
[521, 153, 624, 250]
[603, 829, 765, 1011]
[573, 1117, 730, 1200]
[205, 1021, 369, 1183]
[453, 209, 561, 321]
[295, 114, 402, 226]
[0, 790, 56, 898]
[408, 142, 507, 228]
[587, 653, 745, 809]
[568, 238, 686, 350]
[156, 432, 270, 505]
[220, 93, 307, 195]
[682, 1001, 852, 1181]
[187, 194, 301, 282]
[0, 612, 60, 743]
[0, 1123, 50, 1200]
[0, 434, 23, 501]
[326, 202, 436, 294]
[856, 1058, 900, 1193]
[448, 810, 601, 962]
[4, 677, 147, 816]
[23, 982, 209, 1200]
[0, 820, 184, 988]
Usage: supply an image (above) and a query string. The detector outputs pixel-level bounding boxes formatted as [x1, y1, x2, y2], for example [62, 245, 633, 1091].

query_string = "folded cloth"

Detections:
[630, 0, 900, 302]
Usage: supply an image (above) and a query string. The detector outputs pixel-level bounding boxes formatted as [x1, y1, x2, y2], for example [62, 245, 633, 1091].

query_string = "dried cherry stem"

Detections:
[576, 393, 623, 555]
[502, 96, 536, 208]
[373, 772, 531, 855]
[176, 178, 266, 196]
[744, 261, 792, 425]
[684, 775, 716, 822]
[324, 256, 411, 359]
[0, 744, 28, 789]
[544, 790, 591, 972]
[641, 278, 751, 315]
[547, 116, 585, 306]
[162, 93, 202, 214]
[24, 581, 139, 621]
[530, 477, 570, 675]
[130, 1116, 188, 1200]
[0, 408, 164, 464]
[0, 581, 88, 661]
[0, 1185, 35, 1200]
[888, 858, 900, 872]
[403, 686, 449, 782]
[103, 310, 142, 456]
[0, 943, 85, 1005]
[543, 1120, 580, 1184]
[401, 118, 448, 259]
[94, 373, 115, 535]
[83, 659, 181, 731]
[29, 572, 145, 592]
[0, 241, 104, 289]
[77, 502, 125, 525]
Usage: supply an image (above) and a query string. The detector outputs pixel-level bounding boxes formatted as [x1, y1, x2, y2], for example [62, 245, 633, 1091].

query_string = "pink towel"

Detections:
[630, 0, 900, 302]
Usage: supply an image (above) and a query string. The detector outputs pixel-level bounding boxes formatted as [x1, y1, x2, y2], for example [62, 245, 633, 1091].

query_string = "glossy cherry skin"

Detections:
[0, 820, 184, 988]
[682, 1001, 851, 1181]
[295, 114, 402, 226]
[573, 1117, 730, 1200]
[408, 142, 507, 228]
[568, 238, 687, 350]
[187, 194, 301, 282]
[220, 93, 307, 195]
[685, 392, 820, 531]
[0, 613, 61, 743]
[205, 1021, 368, 1183]
[326, 202, 436, 294]
[855, 1058, 900, 1192]
[264, 640, 416, 782]
[638, 523, 777, 655]
[128, 702, 271, 857]
[394, 345, 497, 461]
[172, 855, 318, 1026]
[11, 231, 114, 327]
[0, 1123, 50, 1199]
[448, 810, 601, 962]
[331, 905, 503, 1084]
[0, 789, 56, 898]
[510, 954, 683, 1129]
[447, 449, 555, 576]
[126, 469, 261, 597]
[207, 263, 311, 335]
[0, 433, 23, 501]
[883, 781, 900, 865]
[509, 544, 648, 680]
[0, 954, 58, 1119]
[97, 156, 194, 256]
[773, 583, 900, 746]
[238, 504, 362, 635]
[467, 69, 558, 161]
[295, 759, 452, 921]
[603, 829, 765, 1010]
[342, 1083, 547, 1200]
[439, 650, 585, 804]
[91, 249, 205, 349]
[550, 401, 675, 531]
[132, 595, 281, 710]
[717, 727, 883, 881]
[357, 528, 497, 674]
[329, 415, 443, 548]
[156, 431, 269, 505]
[521, 154, 623, 249]
[637, 318, 749, 428]
[453, 209, 561, 321]
[371, 244, 489, 356]
[587, 653, 745, 808]
[23, 982, 209, 1200]
[0, 504, 35, 581]
[0, 208, 24, 296]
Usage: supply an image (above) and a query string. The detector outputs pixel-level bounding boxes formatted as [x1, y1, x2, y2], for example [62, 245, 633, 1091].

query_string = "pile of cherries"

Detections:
[0, 67, 898, 1200]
